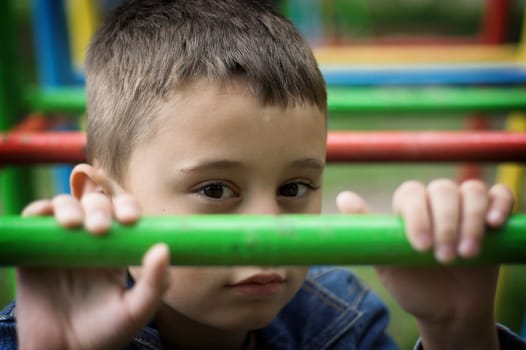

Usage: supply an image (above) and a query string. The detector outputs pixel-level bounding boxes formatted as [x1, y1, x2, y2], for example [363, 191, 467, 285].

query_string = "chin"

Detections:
[216, 306, 282, 331]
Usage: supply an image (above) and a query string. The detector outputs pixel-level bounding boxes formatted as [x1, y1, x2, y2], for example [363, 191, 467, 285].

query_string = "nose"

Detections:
[241, 194, 281, 215]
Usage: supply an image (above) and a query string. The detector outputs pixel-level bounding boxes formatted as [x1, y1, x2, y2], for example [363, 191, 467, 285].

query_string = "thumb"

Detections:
[124, 243, 170, 327]
[336, 191, 369, 214]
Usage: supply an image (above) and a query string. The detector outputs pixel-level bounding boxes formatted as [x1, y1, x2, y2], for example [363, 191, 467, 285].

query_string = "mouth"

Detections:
[226, 273, 285, 297]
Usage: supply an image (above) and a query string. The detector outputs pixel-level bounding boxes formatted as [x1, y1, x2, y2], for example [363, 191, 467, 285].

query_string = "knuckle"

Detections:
[491, 183, 514, 201]
[463, 205, 486, 220]
[52, 194, 74, 206]
[460, 180, 487, 196]
[22, 199, 52, 216]
[395, 180, 425, 197]
[80, 195, 113, 218]
[81, 192, 110, 206]
[393, 181, 426, 212]
[409, 217, 431, 233]
[113, 194, 138, 206]
[436, 226, 458, 244]
[461, 223, 484, 239]
[428, 178, 457, 194]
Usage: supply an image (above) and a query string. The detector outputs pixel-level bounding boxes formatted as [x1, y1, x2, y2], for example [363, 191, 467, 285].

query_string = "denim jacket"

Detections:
[1, 267, 525, 349]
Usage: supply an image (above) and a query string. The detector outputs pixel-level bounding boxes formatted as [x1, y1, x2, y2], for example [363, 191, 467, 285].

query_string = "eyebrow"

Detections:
[178, 160, 244, 173]
[178, 157, 325, 173]
[290, 158, 325, 171]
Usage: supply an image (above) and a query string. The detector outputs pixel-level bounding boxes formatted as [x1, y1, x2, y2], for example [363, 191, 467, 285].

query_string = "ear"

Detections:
[70, 163, 122, 200]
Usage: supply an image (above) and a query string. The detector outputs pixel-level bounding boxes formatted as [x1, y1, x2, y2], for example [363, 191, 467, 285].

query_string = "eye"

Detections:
[278, 182, 317, 198]
[198, 182, 237, 200]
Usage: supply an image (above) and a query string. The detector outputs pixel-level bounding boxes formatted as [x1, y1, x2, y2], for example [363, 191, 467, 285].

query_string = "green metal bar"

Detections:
[0, 0, 33, 301]
[0, 214, 524, 267]
[25, 86, 526, 114]
[0, 0, 19, 133]
[0, 0, 34, 215]
[328, 87, 526, 113]
[25, 86, 87, 114]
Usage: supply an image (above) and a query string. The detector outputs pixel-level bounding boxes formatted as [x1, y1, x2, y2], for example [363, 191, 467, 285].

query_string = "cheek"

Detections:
[162, 267, 226, 308]
[306, 191, 323, 214]
[289, 267, 309, 291]
[129, 266, 218, 301]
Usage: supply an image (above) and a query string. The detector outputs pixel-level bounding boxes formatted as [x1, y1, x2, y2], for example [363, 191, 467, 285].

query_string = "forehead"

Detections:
[163, 79, 325, 121]
[163, 80, 324, 149]
[127, 80, 326, 178]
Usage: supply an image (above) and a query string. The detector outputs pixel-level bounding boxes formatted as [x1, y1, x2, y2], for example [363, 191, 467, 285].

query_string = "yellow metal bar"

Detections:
[65, 0, 100, 72]
[314, 44, 519, 65]
[495, 113, 526, 329]
[496, 115, 526, 212]
[518, 4, 526, 62]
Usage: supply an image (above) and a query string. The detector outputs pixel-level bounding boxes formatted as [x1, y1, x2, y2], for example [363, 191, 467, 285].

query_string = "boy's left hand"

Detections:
[391, 179, 513, 263]
[337, 179, 514, 350]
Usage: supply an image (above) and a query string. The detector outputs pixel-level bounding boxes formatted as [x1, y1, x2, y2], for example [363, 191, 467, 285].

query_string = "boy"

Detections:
[0, 0, 523, 349]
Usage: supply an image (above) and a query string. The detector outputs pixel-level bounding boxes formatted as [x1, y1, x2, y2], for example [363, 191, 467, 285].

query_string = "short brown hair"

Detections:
[85, 0, 326, 181]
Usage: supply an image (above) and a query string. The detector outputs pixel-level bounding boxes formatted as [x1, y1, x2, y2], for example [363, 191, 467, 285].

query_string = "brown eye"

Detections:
[278, 183, 308, 197]
[199, 183, 235, 199]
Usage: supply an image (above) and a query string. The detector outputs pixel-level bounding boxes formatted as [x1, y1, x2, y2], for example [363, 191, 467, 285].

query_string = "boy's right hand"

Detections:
[16, 194, 170, 350]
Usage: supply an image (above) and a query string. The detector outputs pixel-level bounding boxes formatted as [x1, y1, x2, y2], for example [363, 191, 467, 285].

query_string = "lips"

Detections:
[227, 273, 285, 297]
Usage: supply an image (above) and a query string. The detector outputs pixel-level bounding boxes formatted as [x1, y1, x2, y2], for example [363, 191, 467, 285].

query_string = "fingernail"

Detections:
[458, 237, 478, 258]
[487, 210, 503, 225]
[117, 202, 139, 219]
[415, 232, 432, 251]
[56, 207, 82, 224]
[86, 210, 110, 231]
[436, 245, 455, 263]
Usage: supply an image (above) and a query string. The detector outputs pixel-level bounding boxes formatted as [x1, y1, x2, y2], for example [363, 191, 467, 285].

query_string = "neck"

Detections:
[156, 303, 251, 350]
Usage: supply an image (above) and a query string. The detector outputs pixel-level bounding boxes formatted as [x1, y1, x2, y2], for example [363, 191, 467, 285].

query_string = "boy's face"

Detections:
[125, 80, 326, 331]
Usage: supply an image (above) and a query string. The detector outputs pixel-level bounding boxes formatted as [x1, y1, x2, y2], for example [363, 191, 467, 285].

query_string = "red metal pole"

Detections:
[0, 131, 525, 164]
[0, 132, 86, 165]
[327, 131, 526, 162]
[460, 113, 492, 181]
[11, 114, 53, 132]
[479, 0, 510, 44]
[460, 0, 510, 180]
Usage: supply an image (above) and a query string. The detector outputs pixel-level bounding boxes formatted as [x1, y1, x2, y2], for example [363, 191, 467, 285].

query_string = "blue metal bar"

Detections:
[322, 65, 526, 86]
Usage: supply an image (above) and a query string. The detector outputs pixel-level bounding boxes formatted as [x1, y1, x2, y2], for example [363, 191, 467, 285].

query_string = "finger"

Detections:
[81, 192, 113, 234]
[392, 181, 432, 252]
[22, 199, 54, 217]
[487, 184, 514, 227]
[458, 180, 489, 258]
[51, 195, 84, 228]
[124, 244, 170, 327]
[113, 194, 141, 225]
[427, 179, 460, 263]
[336, 191, 369, 214]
